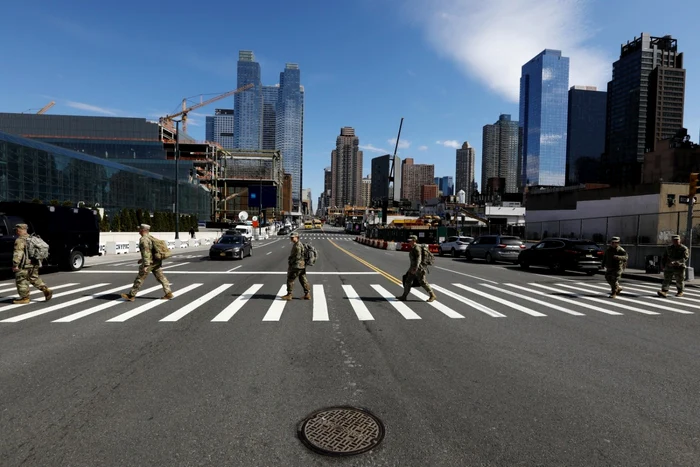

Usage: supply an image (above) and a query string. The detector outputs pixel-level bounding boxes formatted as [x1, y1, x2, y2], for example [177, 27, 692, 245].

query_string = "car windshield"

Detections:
[219, 236, 243, 244]
[501, 237, 522, 245]
[569, 240, 599, 250]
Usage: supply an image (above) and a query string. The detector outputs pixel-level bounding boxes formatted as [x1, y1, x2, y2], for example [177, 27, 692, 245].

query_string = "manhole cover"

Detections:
[298, 406, 385, 457]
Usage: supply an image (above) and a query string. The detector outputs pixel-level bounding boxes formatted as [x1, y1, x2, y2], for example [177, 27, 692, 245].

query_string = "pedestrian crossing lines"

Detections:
[0, 280, 698, 325]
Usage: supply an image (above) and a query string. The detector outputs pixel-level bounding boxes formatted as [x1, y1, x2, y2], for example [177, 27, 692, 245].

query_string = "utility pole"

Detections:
[174, 120, 180, 240]
[686, 173, 699, 280]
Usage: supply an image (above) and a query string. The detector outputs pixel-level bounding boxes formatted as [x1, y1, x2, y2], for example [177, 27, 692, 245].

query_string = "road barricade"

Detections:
[429, 244, 439, 253]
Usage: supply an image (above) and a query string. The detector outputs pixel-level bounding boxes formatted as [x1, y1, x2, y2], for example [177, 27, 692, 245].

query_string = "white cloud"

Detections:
[66, 101, 116, 116]
[359, 144, 390, 154]
[388, 138, 411, 149]
[436, 140, 461, 149]
[419, 145, 428, 151]
[406, 0, 610, 103]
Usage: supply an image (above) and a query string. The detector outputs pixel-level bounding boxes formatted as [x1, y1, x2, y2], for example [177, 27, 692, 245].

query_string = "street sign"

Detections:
[679, 196, 697, 204]
[252, 216, 258, 221]
[238, 211, 249, 221]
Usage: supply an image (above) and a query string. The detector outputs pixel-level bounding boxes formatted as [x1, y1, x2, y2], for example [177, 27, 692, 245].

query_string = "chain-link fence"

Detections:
[525, 211, 698, 245]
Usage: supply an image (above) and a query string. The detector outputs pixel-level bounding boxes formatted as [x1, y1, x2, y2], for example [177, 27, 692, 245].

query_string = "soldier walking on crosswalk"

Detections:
[11, 223, 52, 304]
[396, 235, 437, 302]
[121, 224, 173, 301]
[282, 231, 310, 300]
[602, 236, 628, 298]
[658, 234, 689, 298]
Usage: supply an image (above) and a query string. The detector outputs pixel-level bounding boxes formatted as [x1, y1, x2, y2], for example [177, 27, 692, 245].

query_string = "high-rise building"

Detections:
[566, 86, 606, 185]
[482, 114, 521, 194]
[433, 176, 454, 196]
[421, 184, 438, 203]
[602, 33, 685, 185]
[276, 63, 305, 205]
[262, 86, 278, 151]
[401, 158, 435, 202]
[519, 49, 570, 187]
[324, 166, 332, 195]
[330, 127, 363, 207]
[301, 188, 313, 215]
[205, 109, 235, 149]
[370, 154, 401, 205]
[455, 142, 476, 202]
[234, 51, 263, 150]
[361, 175, 372, 207]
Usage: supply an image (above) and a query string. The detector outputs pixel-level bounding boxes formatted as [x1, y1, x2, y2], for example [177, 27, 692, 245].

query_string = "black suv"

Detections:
[517, 238, 603, 274]
[0, 202, 100, 271]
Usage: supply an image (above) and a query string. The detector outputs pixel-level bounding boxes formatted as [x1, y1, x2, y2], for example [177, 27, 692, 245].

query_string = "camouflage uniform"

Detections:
[661, 243, 689, 294]
[602, 245, 628, 295]
[401, 243, 434, 297]
[286, 241, 310, 294]
[13, 234, 51, 300]
[126, 234, 171, 298]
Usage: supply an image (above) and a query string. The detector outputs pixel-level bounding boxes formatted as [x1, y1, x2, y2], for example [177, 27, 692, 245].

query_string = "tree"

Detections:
[49, 199, 60, 206]
[111, 211, 123, 232]
[62, 200, 73, 207]
[31, 198, 43, 204]
[100, 214, 110, 232]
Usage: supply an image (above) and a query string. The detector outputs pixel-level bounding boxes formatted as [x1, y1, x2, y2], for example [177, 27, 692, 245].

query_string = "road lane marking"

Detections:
[262, 285, 288, 321]
[555, 283, 659, 315]
[54, 285, 164, 322]
[160, 284, 232, 322]
[608, 283, 700, 307]
[328, 240, 402, 286]
[371, 285, 421, 319]
[430, 285, 505, 317]
[453, 283, 546, 317]
[0, 283, 112, 314]
[581, 282, 693, 314]
[312, 284, 329, 321]
[0, 283, 77, 300]
[226, 266, 242, 272]
[212, 284, 263, 322]
[342, 285, 374, 320]
[526, 284, 622, 315]
[76, 270, 380, 275]
[409, 290, 465, 318]
[162, 262, 190, 270]
[482, 284, 584, 316]
[0, 284, 121, 322]
[266, 252, 272, 255]
[108, 284, 202, 322]
[434, 267, 498, 284]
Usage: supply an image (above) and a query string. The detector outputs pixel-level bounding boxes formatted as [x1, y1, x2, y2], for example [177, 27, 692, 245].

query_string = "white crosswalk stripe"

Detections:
[582, 283, 693, 314]
[453, 283, 547, 317]
[54, 285, 164, 322]
[0, 283, 78, 300]
[556, 283, 660, 315]
[262, 285, 288, 322]
[371, 285, 421, 320]
[0, 283, 112, 314]
[483, 283, 585, 316]
[212, 284, 263, 322]
[527, 284, 623, 315]
[343, 285, 374, 320]
[431, 285, 506, 318]
[613, 283, 700, 308]
[108, 284, 203, 322]
[410, 290, 465, 319]
[312, 284, 329, 321]
[624, 281, 700, 298]
[160, 284, 232, 322]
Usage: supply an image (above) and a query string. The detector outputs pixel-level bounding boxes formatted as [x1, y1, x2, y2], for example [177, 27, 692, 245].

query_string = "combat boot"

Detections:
[676, 291, 684, 297]
[281, 293, 293, 301]
[120, 293, 135, 302]
[616, 286, 622, 294]
[161, 292, 174, 300]
[427, 292, 437, 303]
[657, 290, 667, 298]
[395, 295, 408, 301]
[43, 288, 53, 302]
[13, 297, 30, 305]
[302, 291, 311, 300]
[608, 291, 617, 298]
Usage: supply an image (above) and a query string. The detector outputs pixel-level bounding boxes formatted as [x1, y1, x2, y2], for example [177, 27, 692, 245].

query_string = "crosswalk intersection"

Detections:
[0, 278, 697, 325]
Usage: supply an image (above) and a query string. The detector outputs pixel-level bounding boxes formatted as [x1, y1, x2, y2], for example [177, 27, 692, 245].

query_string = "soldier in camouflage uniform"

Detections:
[282, 231, 310, 300]
[396, 235, 437, 302]
[11, 223, 53, 305]
[602, 236, 628, 298]
[120, 224, 173, 301]
[658, 234, 689, 298]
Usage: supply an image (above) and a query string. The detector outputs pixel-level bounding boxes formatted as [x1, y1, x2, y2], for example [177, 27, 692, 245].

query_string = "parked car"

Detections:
[517, 238, 603, 274]
[277, 227, 290, 236]
[439, 236, 474, 257]
[464, 235, 525, 263]
[209, 235, 252, 260]
[0, 201, 100, 271]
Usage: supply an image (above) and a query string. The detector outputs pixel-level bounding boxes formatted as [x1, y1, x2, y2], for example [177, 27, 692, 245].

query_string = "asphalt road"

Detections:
[2, 226, 700, 466]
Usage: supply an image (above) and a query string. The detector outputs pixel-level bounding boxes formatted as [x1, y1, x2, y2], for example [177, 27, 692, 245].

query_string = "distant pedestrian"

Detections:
[658, 234, 689, 297]
[11, 223, 52, 304]
[396, 235, 437, 302]
[282, 231, 310, 300]
[189, 227, 196, 239]
[121, 224, 173, 301]
[602, 236, 628, 298]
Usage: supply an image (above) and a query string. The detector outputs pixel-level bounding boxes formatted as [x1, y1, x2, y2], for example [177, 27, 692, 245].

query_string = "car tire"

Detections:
[464, 252, 473, 261]
[550, 262, 565, 273]
[439, 248, 444, 257]
[249, 247, 253, 257]
[451, 248, 457, 258]
[519, 260, 529, 270]
[486, 253, 495, 264]
[68, 250, 84, 271]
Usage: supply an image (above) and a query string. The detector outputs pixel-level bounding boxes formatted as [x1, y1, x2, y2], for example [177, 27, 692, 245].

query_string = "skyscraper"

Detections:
[361, 175, 372, 207]
[482, 114, 521, 194]
[602, 33, 685, 185]
[433, 176, 454, 196]
[566, 86, 606, 185]
[205, 109, 235, 149]
[519, 49, 570, 187]
[233, 51, 263, 150]
[370, 154, 401, 205]
[455, 142, 476, 202]
[276, 63, 304, 205]
[262, 86, 278, 151]
[401, 158, 435, 203]
[331, 127, 363, 207]
[301, 188, 313, 215]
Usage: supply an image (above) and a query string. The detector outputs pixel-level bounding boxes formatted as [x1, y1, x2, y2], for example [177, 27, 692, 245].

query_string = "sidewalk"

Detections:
[622, 268, 700, 288]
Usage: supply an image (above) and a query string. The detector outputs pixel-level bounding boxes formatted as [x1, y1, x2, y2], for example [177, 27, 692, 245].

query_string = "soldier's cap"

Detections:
[289, 231, 299, 238]
[138, 224, 151, 230]
[408, 235, 418, 241]
[15, 223, 28, 230]
[610, 236, 620, 242]
[672, 235, 681, 240]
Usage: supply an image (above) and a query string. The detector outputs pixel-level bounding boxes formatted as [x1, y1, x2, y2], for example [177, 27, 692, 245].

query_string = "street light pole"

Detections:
[174, 120, 180, 240]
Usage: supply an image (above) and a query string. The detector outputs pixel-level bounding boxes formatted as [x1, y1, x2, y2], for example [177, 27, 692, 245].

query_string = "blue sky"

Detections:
[1, 0, 699, 205]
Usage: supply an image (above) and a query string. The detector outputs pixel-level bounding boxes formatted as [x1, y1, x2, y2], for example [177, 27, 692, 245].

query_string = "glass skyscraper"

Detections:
[233, 51, 263, 150]
[519, 49, 570, 187]
[276, 64, 304, 205]
[262, 86, 279, 151]
[205, 109, 235, 149]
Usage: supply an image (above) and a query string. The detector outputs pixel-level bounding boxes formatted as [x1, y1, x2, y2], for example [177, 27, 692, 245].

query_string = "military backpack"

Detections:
[303, 243, 318, 266]
[420, 244, 435, 268]
[151, 236, 172, 260]
[26, 234, 50, 261]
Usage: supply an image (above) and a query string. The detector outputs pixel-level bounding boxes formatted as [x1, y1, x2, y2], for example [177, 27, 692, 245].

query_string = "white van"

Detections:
[234, 225, 254, 240]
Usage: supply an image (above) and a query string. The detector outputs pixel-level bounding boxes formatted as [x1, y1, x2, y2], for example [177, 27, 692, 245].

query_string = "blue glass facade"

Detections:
[233, 51, 263, 150]
[434, 176, 454, 196]
[519, 49, 570, 187]
[262, 86, 279, 151]
[276, 64, 304, 204]
[566, 87, 606, 185]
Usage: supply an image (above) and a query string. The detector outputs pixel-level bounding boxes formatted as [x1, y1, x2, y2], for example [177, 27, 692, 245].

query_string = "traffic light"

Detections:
[690, 173, 700, 197]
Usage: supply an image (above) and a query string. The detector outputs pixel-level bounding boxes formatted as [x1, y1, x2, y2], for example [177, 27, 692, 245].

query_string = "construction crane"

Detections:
[160, 83, 254, 134]
[36, 101, 55, 114]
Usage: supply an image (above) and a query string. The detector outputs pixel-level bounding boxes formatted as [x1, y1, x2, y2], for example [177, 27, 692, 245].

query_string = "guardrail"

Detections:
[355, 236, 439, 253]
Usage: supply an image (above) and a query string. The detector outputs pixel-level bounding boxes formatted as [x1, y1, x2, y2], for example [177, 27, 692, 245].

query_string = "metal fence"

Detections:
[525, 211, 698, 245]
